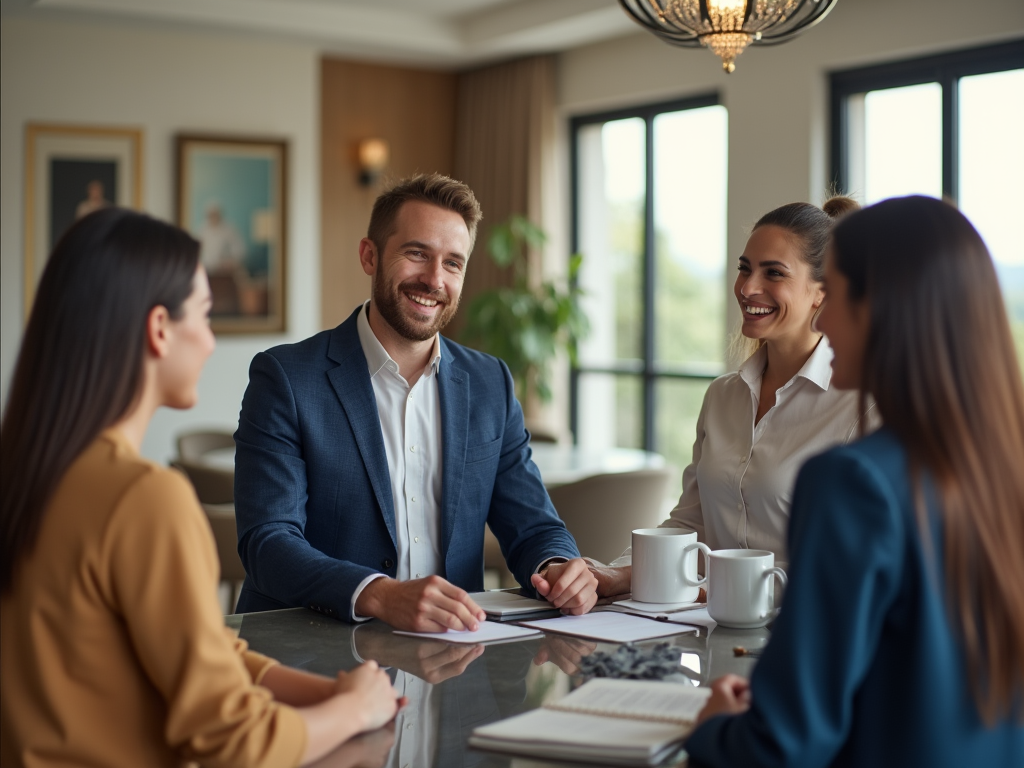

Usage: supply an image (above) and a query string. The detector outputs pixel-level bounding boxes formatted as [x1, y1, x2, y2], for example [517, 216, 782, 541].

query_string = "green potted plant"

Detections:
[462, 215, 589, 405]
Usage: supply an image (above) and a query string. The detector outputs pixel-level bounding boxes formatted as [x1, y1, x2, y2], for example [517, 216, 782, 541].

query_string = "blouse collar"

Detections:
[738, 335, 834, 393]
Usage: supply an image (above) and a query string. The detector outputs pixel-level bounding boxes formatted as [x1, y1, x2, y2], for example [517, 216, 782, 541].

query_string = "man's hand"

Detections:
[533, 635, 597, 675]
[530, 557, 598, 614]
[355, 575, 486, 632]
[696, 674, 751, 724]
[405, 642, 484, 684]
[353, 622, 484, 683]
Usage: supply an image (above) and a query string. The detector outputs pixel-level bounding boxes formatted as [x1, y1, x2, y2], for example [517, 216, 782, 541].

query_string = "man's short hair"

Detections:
[367, 173, 483, 255]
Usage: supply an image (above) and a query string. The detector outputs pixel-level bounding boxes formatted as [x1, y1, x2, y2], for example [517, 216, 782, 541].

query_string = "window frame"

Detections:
[569, 93, 724, 450]
[829, 39, 1024, 202]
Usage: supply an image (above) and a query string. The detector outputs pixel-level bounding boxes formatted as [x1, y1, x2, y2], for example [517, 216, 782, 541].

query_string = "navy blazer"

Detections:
[685, 428, 1024, 767]
[233, 307, 579, 619]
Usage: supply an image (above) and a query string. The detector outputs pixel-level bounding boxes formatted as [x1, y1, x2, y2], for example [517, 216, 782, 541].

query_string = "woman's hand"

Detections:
[335, 661, 405, 733]
[696, 674, 751, 724]
[587, 564, 632, 598]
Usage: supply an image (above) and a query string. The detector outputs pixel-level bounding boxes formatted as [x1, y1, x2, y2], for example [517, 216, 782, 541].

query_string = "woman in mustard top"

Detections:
[0, 208, 403, 767]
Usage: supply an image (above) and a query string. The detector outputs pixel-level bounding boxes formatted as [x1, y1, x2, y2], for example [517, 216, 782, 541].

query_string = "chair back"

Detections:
[547, 468, 674, 565]
[171, 460, 234, 505]
[176, 431, 235, 463]
[201, 503, 247, 583]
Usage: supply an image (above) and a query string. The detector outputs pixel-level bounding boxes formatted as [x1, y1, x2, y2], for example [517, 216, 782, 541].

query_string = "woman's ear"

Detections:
[146, 305, 172, 358]
[812, 282, 825, 309]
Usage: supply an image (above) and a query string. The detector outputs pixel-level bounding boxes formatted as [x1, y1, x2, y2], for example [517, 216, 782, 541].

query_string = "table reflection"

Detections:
[231, 609, 769, 767]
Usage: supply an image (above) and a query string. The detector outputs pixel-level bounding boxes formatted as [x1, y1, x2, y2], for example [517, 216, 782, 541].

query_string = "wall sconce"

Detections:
[357, 138, 389, 187]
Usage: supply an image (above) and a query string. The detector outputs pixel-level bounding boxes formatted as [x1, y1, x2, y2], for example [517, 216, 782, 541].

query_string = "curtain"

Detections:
[454, 54, 558, 304]
[453, 54, 564, 432]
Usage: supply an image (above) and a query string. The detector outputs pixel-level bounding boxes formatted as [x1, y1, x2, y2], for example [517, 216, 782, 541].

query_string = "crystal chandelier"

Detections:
[618, 0, 839, 73]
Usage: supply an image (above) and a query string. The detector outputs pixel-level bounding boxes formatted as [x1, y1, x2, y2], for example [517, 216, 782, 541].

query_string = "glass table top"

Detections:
[228, 608, 769, 768]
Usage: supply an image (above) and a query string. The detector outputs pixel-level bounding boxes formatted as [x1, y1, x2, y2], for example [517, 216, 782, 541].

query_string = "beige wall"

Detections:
[320, 58, 457, 329]
[557, 0, 1024, 367]
[2, 1, 1021, 461]
[0, 16, 320, 464]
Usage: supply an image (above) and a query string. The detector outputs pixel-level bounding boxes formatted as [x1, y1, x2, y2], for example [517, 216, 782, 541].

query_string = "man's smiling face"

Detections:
[367, 200, 470, 342]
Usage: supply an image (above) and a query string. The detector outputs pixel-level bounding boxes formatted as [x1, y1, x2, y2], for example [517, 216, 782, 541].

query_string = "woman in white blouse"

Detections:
[592, 197, 875, 596]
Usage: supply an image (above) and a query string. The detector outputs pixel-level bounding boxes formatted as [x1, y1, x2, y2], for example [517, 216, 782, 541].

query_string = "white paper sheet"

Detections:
[612, 599, 702, 614]
[393, 621, 542, 644]
[517, 612, 698, 643]
[598, 604, 717, 634]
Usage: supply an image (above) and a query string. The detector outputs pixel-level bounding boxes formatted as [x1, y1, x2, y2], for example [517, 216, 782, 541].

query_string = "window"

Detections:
[831, 40, 1024, 366]
[570, 96, 728, 472]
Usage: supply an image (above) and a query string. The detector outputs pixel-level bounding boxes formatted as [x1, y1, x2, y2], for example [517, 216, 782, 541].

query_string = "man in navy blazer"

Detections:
[234, 173, 597, 630]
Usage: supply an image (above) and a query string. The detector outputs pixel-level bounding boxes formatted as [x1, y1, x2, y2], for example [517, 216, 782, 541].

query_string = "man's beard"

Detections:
[373, 277, 459, 342]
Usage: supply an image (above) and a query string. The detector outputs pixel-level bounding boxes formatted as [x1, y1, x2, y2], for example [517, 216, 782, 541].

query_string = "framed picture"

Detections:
[24, 123, 143, 314]
[176, 134, 288, 334]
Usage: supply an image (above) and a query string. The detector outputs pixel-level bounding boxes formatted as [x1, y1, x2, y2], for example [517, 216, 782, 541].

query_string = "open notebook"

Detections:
[468, 678, 711, 766]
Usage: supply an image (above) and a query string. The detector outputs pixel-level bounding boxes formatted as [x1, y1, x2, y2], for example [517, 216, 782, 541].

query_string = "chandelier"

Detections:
[618, 0, 839, 73]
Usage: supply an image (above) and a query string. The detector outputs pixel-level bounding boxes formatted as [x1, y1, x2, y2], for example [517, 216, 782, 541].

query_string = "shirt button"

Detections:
[410, 445, 417, 453]
[411, 496, 417, 503]
[414, 537, 420, 543]
[416, 573, 421, 578]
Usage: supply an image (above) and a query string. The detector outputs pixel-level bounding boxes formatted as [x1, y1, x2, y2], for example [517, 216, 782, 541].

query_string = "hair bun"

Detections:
[823, 195, 860, 220]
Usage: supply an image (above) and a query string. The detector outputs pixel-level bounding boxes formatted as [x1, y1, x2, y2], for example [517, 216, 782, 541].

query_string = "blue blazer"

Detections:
[685, 428, 1024, 767]
[232, 307, 579, 619]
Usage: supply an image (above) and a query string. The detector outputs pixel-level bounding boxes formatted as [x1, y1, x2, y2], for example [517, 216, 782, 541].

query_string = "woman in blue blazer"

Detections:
[685, 196, 1024, 767]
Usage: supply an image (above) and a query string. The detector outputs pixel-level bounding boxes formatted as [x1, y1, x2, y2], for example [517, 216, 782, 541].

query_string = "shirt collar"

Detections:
[797, 336, 835, 391]
[738, 344, 769, 391]
[737, 336, 834, 393]
[356, 300, 442, 379]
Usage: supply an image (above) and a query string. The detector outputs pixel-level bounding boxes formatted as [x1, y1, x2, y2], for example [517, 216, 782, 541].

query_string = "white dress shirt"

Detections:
[351, 302, 445, 619]
[350, 627, 438, 768]
[614, 338, 876, 570]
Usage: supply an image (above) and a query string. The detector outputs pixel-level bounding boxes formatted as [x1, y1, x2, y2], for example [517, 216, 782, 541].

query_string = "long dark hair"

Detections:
[831, 195, 1024, 723]
[0, 208, 200, 591]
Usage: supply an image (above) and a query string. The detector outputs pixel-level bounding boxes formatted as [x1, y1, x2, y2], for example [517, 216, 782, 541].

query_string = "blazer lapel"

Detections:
[438, 340, 469, 559]
[326, 312, 397, 547]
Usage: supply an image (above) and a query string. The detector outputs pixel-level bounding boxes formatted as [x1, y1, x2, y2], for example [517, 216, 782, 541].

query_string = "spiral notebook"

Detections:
[468, 678, 711, 766]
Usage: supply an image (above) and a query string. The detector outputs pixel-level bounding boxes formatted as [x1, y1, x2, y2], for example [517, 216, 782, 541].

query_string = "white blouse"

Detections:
[615, 338, 875, 570]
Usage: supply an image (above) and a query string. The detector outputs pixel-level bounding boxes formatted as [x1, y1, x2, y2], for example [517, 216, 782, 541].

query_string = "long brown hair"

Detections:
[0, 208, 200, 591]
[831, 195, 1024, 723]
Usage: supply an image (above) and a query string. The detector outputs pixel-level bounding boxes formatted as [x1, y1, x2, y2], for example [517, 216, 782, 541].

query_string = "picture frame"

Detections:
[176, 134, 288, 334]
[23, 123, 144, 315]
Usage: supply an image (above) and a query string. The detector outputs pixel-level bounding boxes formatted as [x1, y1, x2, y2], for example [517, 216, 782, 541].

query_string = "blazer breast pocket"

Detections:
[464, 435, 501, 465]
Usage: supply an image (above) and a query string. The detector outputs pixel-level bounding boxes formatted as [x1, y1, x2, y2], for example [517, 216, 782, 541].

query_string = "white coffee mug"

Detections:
[683, 545, 787, 628]
[631, 528, 701, 604]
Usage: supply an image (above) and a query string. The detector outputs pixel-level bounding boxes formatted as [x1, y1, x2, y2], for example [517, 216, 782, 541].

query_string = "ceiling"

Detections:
[2, 0, 642, 68]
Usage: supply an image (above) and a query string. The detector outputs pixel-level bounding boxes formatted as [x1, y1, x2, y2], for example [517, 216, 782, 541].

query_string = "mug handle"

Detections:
[681, 542, 711, 587]
[763, 566, 788, 620]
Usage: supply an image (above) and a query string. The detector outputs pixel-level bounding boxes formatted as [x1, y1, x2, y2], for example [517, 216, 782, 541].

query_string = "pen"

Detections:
[733, 646, 765, 658]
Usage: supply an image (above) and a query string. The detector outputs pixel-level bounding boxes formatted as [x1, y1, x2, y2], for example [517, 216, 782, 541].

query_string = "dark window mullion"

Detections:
[829, 39, 1024, 200]
[941, 71, 959, 202]
[642, 115, 657, 453]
